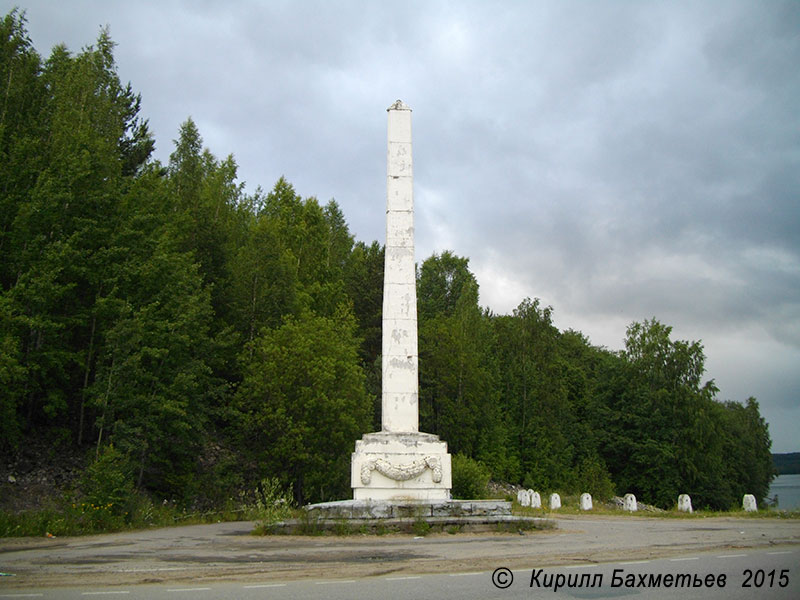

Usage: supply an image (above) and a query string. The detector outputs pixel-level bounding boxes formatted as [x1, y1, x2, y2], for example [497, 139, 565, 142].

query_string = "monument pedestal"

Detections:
[346, 101, 453, 503]
[273, 101, 550, 535]
[351, 432, 451, 501]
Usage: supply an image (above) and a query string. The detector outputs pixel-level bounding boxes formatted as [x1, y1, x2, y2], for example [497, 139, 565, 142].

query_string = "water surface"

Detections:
[768, 473, 800, 510]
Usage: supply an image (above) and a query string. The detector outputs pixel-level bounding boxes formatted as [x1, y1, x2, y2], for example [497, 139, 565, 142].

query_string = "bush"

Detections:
[241, 477, 293, 525]
[451, 454, 491, 499]
[81, 445, 136, 520]
[575, 455, 615, 501]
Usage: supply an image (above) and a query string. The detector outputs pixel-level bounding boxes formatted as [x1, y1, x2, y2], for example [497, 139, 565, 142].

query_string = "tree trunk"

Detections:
[78, 313, 97, 445]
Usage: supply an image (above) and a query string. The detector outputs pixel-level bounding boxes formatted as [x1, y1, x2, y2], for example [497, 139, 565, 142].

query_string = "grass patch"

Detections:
[446, 524, 463, 534]
[1, 477, 295, 538]
[412, 518, 432, 536]
[494, 518, 556, 533]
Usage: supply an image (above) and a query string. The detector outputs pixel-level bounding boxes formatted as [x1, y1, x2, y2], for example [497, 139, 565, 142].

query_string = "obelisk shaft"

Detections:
[382, 100, 418, 433]
[349, 101, 451, 501]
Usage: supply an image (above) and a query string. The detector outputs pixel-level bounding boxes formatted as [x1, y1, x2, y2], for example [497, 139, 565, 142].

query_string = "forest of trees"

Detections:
[773, 454, 800, 475]
[1, 11, 775, 511]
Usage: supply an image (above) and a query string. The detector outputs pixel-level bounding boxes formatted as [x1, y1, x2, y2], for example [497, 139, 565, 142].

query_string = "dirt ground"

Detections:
[2, 514, 799, 588]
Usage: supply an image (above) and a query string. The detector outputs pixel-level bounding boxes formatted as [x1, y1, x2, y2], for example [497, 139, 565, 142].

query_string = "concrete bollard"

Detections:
[517, 489, 530, 507]
[530, 491, 541, 509]
[549, 493, 561, 510]
[678, 494, 693, 513]
[624, 493, 637, 512]
[742, 494, 757, 512]
[580, 493, 593, 511]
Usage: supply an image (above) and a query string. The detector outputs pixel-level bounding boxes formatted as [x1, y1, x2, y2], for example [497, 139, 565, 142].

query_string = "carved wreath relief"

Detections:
[360, 456, 442, 485]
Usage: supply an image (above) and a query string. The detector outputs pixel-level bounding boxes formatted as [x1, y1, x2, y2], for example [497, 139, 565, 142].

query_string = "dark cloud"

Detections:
[6, 0, 798, 451]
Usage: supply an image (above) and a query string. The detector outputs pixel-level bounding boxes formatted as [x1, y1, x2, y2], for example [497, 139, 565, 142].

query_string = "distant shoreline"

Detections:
[773, 452, 800, 475]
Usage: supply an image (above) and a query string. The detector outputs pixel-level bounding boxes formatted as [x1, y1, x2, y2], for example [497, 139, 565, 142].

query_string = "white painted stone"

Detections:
[624, 493, 637, 512]
[678, 494, 693, 513]
[382, 357, 418, 394]
[384, 247, 415, 283]
[517, 489, 530, 506]
[350, 101, 452, 501]
[381, 100, 417, 437]
[388, 145, 413, 177]
[530, 491, 541, 509]
[580, 493, 593, 511]
[549, 493, 561, 510]
[382, 283, 416, 320]
[386, 211, 414, 248]
[387, 100, 412, 138]
[380, 392, 419, 433]
[351, 432, 451, 500]
[382, 319, 418, 358]
[305, 499, 512, 520]
[742, 494, 757, 512]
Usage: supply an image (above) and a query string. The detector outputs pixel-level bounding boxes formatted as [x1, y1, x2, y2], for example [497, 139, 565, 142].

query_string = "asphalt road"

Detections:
[0, 547, 796, 599]
[1, 515, 798, 597]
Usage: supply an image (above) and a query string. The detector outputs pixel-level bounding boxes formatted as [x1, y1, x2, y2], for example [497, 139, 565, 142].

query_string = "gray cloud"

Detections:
[7, 0, 798, 452]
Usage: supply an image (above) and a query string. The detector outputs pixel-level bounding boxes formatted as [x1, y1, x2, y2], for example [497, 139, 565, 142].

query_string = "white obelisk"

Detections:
[382, 100, 418, 433]
[350, 101, 451, 501]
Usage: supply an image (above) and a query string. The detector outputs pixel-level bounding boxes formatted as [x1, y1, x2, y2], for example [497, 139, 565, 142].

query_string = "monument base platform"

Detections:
[351, 431, 452, 501]
[264, 499, 556, 535]
[308, 498, 510, 519]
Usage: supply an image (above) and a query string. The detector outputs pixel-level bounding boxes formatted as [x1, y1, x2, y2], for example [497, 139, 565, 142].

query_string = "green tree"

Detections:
[236, 306, 371, 504]
[1, 9, 47, 283]
[1, 21, 154, 445]
[90, 240, 215, 496]
[259, 178, 349, 317]
[493, 298, 576, 489]
[0, 293, 27, 450]
[418, 250, 475, 321]
[719, 397, 775, 506]
[343, 240, 384, 427]
[322, 199, 354, 281]
[418, 252, 505, 475]
[168, 118, 243, 318]
[345, 241, 383, 362]
[227, 208, 298, 346]
[597, 318, 731, 508]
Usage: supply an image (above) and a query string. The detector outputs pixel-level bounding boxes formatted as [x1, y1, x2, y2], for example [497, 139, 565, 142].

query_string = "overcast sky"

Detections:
[6, 0, 799, 453]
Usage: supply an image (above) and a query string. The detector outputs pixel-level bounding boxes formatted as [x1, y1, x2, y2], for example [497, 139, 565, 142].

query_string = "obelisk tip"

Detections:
[387, 99, 411, 112]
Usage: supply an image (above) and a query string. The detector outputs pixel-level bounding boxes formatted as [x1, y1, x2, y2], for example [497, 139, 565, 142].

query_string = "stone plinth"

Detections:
[270, 498, 555, 535]
[307, 499, 510, 520]
[351, 431, 451, 501]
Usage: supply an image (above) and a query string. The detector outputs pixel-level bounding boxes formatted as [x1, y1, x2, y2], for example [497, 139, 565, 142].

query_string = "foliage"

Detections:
[418, 252, 504, 473]
[0, 489, 293, 537]
[235, 306, 371, 505]
[590, 319, 774, 509]
[574, 455, 615, 501]
[451, 453, 491, 499]
[773, 453, 800, 475]
[81, 445, 135, 517]
[240, 477, 294, 525]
